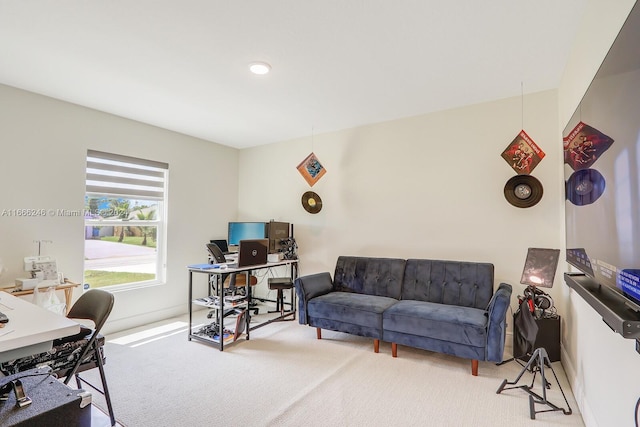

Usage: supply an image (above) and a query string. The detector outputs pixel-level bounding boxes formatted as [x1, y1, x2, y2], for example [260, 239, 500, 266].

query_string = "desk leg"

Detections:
[218, 274, 225, 351]
[291, 263, 298, 321]
[188, 271, 193, 341]
[246, 271, 251, 341]
[64, 288, 73, 315]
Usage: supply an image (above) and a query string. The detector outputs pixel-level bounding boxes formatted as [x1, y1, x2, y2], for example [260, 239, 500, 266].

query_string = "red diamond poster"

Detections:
[501, 130, 545, 175]
[563, 121, 614, 171]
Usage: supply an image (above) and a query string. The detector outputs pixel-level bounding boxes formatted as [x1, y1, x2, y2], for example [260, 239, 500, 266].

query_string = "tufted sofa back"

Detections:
[334, 256, 405, 299]
[401, 259, 494, 309]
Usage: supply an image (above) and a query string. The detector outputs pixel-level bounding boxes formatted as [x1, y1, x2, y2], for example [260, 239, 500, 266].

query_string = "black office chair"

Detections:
[0, 289, 116, 426]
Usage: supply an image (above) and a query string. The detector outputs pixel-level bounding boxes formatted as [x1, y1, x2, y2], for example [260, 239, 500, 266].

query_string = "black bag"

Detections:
[513, 298, 539, 358]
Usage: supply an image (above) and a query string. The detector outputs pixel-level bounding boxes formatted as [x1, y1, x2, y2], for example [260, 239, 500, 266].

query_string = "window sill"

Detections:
[96, 280, 166, 293]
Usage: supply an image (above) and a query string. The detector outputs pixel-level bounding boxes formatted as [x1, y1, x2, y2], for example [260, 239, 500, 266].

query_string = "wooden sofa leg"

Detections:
[316, 327, 322, 339]
[471, 359, 478, 376]
[391, 343, 397, 358]
[373, 339, 379, 353]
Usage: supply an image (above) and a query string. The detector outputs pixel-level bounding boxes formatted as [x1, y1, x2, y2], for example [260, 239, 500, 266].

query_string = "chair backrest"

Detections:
[224, 273, 258, 288]
[67, 289, 114, 333]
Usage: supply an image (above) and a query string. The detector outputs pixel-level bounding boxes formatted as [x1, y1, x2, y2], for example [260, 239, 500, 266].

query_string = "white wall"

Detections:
[557, 1, 639, 426]
[239, 89, 565, 330]
[0, 84, 239, 333]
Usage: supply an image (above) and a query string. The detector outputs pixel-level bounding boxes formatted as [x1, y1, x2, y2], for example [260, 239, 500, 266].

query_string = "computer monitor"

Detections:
[210, 239, 230, 254]
[227, 222, 268, 246]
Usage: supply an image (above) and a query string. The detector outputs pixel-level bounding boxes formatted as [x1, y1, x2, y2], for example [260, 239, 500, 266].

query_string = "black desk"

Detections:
[187, 259, 298, 351]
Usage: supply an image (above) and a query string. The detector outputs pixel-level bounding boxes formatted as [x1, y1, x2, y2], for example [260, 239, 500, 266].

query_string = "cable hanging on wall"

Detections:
[521, 81, 525, 130]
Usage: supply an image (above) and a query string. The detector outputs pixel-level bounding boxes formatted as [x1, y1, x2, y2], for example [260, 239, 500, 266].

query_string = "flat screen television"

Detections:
[227, 222, 268, 246]
[563, 2, 640, 312]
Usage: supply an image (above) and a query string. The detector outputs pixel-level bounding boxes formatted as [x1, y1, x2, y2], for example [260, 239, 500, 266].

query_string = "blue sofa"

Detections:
[294, 256, 512, 376]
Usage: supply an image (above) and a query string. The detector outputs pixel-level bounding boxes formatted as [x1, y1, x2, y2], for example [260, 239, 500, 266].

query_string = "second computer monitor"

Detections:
[210, 239, 230, 254]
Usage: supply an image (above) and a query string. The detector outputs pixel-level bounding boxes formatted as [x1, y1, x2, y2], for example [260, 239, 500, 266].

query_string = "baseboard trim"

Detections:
[102, 305, 185, 335]
[561, 345, 596, 427]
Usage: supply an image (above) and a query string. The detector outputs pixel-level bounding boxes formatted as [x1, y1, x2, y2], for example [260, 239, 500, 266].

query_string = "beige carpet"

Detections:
[81, 309, 584, 427]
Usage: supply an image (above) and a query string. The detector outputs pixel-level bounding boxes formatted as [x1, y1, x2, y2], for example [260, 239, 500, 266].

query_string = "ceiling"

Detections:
[0, 1, 589, 149]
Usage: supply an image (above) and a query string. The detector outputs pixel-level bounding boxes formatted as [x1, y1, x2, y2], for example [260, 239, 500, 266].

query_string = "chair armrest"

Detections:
[294, 272, 334, 324]
[485, 282, 513, 362]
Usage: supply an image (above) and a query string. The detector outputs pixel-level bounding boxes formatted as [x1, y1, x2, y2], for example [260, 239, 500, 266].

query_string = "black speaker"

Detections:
[513, 314, 561, 363]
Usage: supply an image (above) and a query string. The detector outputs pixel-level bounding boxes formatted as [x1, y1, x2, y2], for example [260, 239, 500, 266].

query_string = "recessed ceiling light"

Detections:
[249, 62, 271, 75]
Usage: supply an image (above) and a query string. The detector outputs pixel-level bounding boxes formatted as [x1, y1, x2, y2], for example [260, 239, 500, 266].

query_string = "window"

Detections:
[84, 150, 168, 289]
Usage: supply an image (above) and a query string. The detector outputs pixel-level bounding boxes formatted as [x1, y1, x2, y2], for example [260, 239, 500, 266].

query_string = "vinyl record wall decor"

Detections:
[296, 152, 326, 187]
[501, 130, 545, 175]
[301, 191, 323, 214]
[504, 175, 543, 208]
[500, 130, 546, 208]
[499, 83, 548, 208]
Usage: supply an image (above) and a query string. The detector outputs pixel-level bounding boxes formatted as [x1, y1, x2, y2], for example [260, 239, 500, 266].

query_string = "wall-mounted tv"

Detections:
[227, 222, 268, 246]
[563, 3, 640, 312]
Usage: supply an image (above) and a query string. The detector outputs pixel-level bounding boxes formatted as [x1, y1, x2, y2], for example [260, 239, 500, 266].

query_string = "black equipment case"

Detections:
[0, 368, 91, 427]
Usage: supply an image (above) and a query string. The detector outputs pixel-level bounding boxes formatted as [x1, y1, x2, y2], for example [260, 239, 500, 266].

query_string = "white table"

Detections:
[0, 291, 80, 363]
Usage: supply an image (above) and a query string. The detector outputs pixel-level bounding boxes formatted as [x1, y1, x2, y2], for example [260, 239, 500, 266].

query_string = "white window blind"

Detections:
[86, 150, 168, 201]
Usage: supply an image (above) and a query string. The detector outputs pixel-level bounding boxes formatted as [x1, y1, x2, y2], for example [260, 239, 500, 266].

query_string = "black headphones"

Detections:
[523, 286, 553, 310]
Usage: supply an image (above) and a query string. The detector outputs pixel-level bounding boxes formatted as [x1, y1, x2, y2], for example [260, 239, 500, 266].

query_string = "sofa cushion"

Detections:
[334, 256, 405, 299]
[383, 300, 487, 347]
[308, 292, 398, 330]
[401, 259, 494, 309]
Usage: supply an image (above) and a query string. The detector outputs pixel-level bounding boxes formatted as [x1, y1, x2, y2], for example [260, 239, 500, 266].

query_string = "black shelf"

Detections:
[564, 273, 640, 339]
[190, 326, 242, 345]
[192, 299, 248, 310]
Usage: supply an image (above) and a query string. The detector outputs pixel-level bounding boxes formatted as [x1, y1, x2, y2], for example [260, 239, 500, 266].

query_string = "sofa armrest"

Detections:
[485, 282, 513, 362]
[294, 272, 334, 324]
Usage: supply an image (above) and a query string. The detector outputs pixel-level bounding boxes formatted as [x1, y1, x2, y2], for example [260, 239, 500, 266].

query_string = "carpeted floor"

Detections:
[82, 308, 585, 427]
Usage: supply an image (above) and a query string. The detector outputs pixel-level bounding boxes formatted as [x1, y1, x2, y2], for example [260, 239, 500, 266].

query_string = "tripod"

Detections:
[496, 347, 572, 420]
